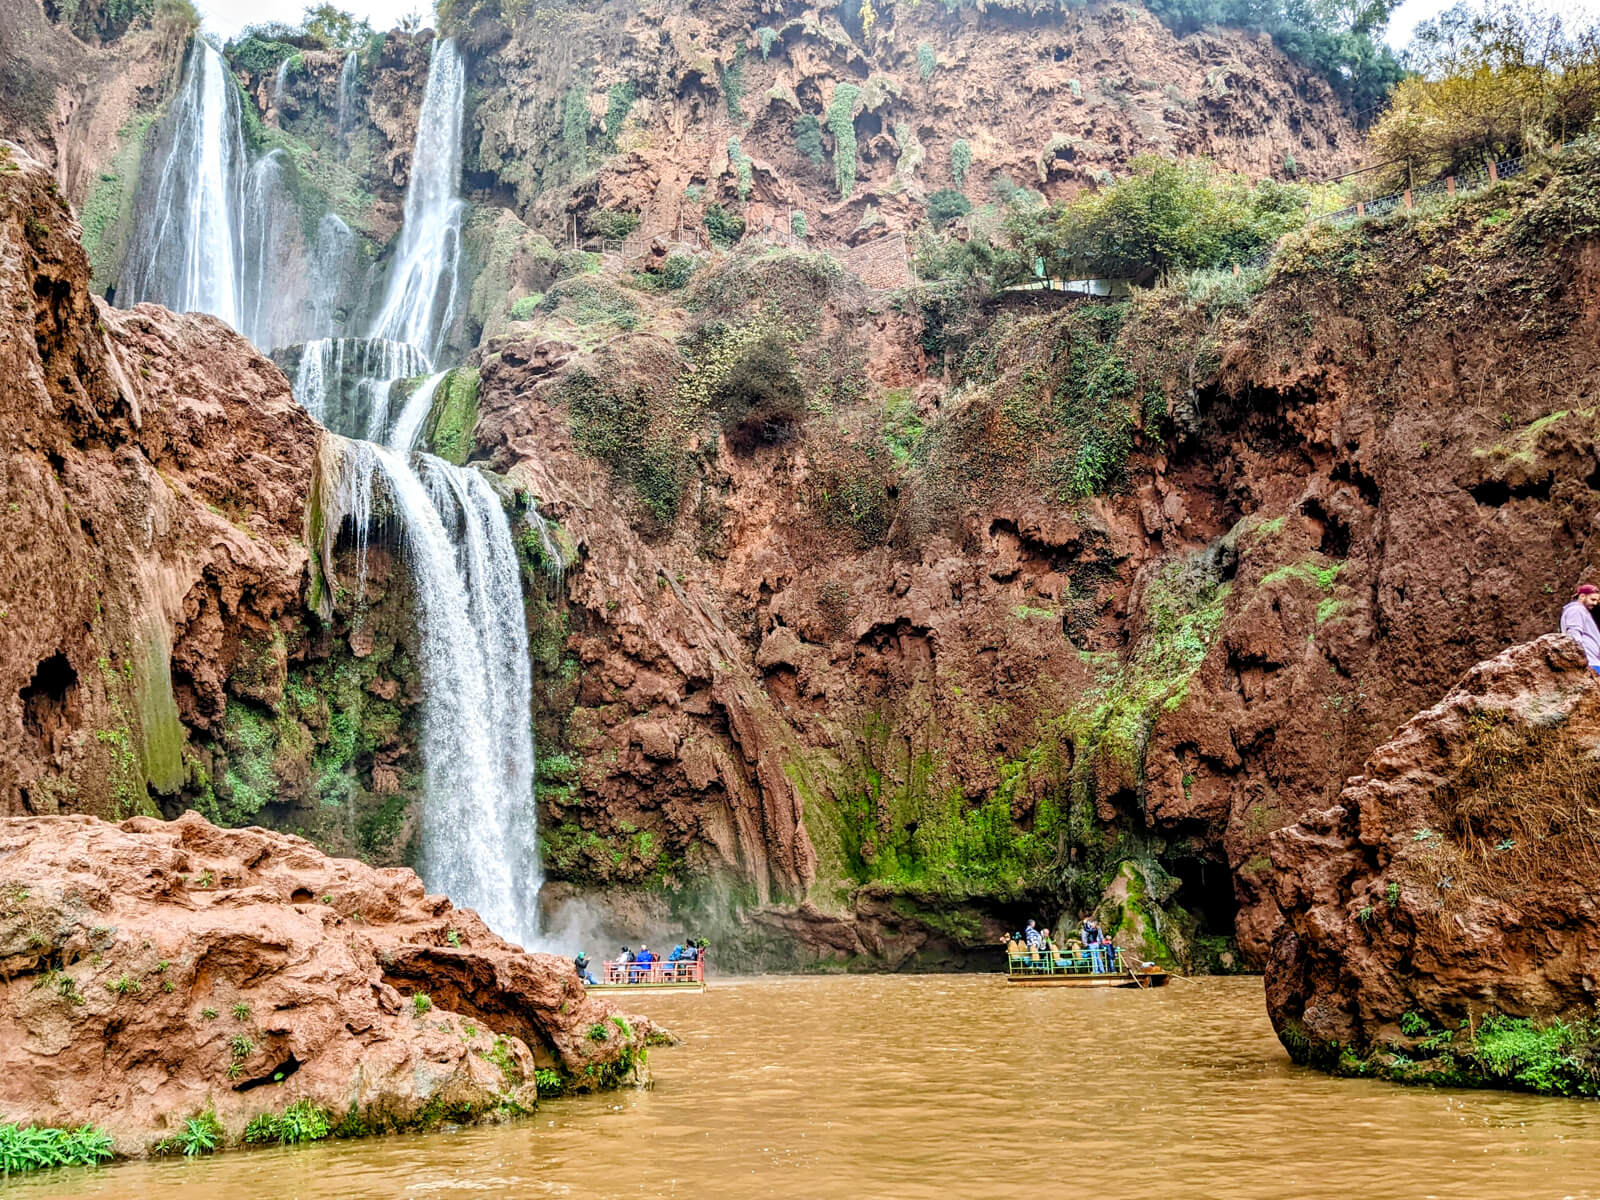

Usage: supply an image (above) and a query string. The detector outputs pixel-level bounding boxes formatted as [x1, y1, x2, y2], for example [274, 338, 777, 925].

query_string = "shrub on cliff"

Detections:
[710, 334, 808, 454]
[1366, 3, 1600, 190]
[703, 204, 746, 248]
[1005, 156, 1308, 282]
[927, 189, 972, 227]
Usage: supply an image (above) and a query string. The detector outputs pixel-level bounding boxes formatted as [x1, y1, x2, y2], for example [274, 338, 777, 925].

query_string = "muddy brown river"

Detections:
[10, 975, 1599, 1199]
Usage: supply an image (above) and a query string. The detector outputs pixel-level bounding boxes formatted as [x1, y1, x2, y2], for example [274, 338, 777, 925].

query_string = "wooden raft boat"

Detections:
[585, 955, 708, 995]
[1005, 949, 1169, 989]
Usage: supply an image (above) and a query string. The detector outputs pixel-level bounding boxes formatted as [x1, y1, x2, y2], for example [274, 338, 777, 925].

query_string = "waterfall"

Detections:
[368, 37, 466, 361]
[390, 370, 449, 453]
[271, 57, 292, 114]
[125, 27, 546, 948]
[336, 52, 359, 139]
[290, 337, 430, 437]
[329, 441, 539, 944]
[122, 37, 246, 326]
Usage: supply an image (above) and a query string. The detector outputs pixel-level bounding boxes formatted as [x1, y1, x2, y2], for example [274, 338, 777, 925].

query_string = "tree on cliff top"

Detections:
[1366, 1, 1600, 189]
[1004, 156, 1308, 283]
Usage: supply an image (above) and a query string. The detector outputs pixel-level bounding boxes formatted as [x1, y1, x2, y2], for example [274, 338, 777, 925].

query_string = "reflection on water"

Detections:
[12, 975, 1599, 1200]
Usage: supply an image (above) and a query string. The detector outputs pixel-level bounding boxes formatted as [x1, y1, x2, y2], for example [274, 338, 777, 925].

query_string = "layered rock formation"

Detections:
[0, 139, 316, 818]
[0, 811, 652, 1152]
[457, 0, 1360, 243]
[463, 145, 1600, 971]
[1266, 634, 1600, 1093]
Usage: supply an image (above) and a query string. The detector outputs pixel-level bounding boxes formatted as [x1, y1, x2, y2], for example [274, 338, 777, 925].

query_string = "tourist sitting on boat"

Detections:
[1024, 920, 1042, 952]
[614, 946, 634, 968]
[668, 944, 684, 962]
[681, 940, 700, 961]
[575, 951, 598, 986]
[632, 945, 656, 979]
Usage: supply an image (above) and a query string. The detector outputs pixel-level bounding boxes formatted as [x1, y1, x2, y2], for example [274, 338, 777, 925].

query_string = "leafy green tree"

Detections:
[1005, 156, 1308, 282]
[300, 4, 371, 48]
[927, 188, 972, 226]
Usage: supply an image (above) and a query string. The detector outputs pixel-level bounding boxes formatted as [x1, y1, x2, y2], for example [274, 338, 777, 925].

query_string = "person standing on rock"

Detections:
[1560, 583, 1600, 675]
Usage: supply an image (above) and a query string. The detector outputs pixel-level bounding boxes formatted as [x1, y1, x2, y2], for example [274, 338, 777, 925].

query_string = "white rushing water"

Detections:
[331, 441, 539, 944]
[124, 30, 545, 948]
[389, 370, 449, 452]
[122, 37, 245, 325]
[336, 51, 359, 140]
[292, 337, 431, 437]
[368, 37, 466, 361]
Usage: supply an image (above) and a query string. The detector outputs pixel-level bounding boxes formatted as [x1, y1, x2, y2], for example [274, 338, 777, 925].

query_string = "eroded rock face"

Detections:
[463, 0, 1361, 244]
[0, 811, 651, 1152]
[0, 140, 320, 820]
[1266, 634, 1600, 1069]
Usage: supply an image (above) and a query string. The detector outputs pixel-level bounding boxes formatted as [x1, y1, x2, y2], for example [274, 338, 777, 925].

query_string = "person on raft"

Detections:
[1560, 582, 1600, 675]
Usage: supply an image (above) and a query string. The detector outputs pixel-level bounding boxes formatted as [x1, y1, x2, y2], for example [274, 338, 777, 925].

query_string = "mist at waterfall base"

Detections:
[118, 34, 557, 954]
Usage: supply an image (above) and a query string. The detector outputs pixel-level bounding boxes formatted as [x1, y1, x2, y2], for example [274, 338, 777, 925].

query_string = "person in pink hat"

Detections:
[1560, 583, 1600, 675]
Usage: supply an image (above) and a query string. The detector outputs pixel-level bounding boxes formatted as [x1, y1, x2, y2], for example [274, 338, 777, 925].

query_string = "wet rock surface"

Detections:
[0, 811, 651, 1152]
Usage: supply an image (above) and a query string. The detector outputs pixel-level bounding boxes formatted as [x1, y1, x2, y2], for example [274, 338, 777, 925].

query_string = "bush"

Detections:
[828, 84, 862, 199]
[0, 1123, 115, 1172]
[1006, 155, 1308, 282]
[927, 188, 972, 226]
[951, 138, 972, 187]
[704, 203, 746, 248]
[795, 113, 826, 166]
[584, 209, 640, 240]
[711, 334, 808, 453]
[1366, 3, 1600, 190]
[917, 42, 937, 80]
[509, 294, 543, 320]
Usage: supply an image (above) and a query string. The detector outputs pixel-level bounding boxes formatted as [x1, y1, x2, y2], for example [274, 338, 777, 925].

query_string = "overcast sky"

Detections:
[190, 0, 1600, 46]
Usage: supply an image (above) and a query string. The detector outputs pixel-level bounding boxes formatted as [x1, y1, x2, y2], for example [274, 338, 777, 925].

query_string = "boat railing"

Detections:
[599, 955, 707, 986]
[1007, 947, 1127, 976]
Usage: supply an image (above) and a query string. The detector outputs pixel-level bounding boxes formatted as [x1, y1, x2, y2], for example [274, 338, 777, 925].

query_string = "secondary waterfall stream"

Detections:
[118, 33, 545, 948]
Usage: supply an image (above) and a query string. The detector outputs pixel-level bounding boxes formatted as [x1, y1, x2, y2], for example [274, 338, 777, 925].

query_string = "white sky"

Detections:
[1384, 0, 1600, 46]
[190, 0, 1600, 47]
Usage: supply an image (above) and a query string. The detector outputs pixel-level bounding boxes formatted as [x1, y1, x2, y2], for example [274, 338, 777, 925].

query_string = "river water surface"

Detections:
[13, 975, 1600, 1199]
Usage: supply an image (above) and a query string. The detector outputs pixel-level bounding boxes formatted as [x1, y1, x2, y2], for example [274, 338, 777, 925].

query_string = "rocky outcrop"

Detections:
[1266, 634, 1600, 1093]
[460, 0, 1362, 245]
[0, 811, 652, 1153]
[0, 140, 317, 819]
[456, 147, 1600, 973]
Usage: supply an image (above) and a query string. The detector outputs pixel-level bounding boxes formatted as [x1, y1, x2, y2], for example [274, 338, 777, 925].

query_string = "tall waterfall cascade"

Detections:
[122, 38, 355, 351]
[122, 32, 546, 948]
[367, 37, 466, 363]
[122, 37, 246, 327]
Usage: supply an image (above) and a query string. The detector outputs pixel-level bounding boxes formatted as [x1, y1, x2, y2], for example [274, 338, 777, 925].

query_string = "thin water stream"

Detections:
[12, 976, 1599, 1199]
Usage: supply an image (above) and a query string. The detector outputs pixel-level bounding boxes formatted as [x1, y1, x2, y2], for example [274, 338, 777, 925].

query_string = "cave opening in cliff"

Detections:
[1165, 856, 1239, 943]
[21, 652, 79, 746]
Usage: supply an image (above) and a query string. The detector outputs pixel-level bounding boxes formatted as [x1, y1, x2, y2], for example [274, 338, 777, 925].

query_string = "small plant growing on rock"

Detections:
[703, 203, 746, 248]
[1385, 882, 1401, 908]
[245, 1100, 331, 1145]
[232, 1002, 251, 1021]
[0, 1122, 115, 1171]
[917, 42, 937, 80]
[587, 1022, 609, 1043]
[107, 975, 140, 996]
[201, 1007, 218, 1020]
[412, 993, 433, 1016]
[230, 1034, 255, 1059]
[159, 1111, 223, 1157]
[161, 980, 175, 994]
[446, 929, 461, 948]
[534, 1068, 565, 1096]
[196, 870, 215, 889]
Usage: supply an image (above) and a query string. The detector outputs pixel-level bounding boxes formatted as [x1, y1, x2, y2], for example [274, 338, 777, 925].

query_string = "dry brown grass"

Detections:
[1420, 711, 1600, 906]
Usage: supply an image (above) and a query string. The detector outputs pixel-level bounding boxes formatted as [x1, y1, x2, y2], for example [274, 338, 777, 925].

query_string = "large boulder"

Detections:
[0, 812, 653, 1154]
[1266, 633, 1600, 1092]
